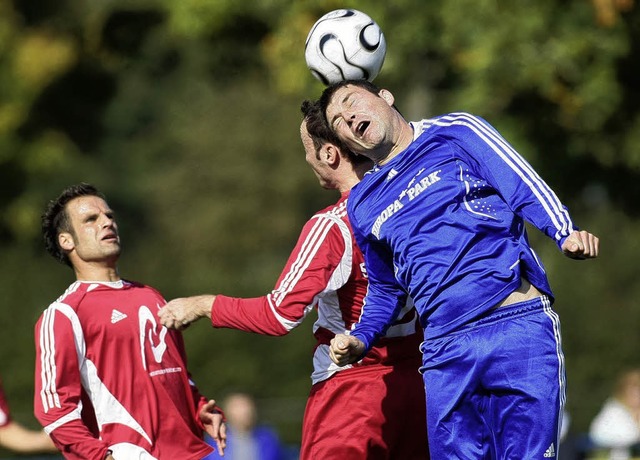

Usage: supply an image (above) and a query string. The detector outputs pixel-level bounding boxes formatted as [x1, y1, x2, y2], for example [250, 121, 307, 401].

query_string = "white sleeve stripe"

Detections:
[266, 295, 311, 331]
[272, 215, 335, 305]
[43, 407, 82, 434]
[450, 113, 573, 237]
[39, 308, 60, 412]
[444, 113, 568, 225]
[38, 303, 86, 413]
[435, 113, 573, 240]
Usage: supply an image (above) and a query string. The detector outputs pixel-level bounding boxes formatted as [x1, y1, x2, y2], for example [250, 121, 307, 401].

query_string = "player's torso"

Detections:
[60, 282, 208, 457]
[312, 198, 369, 328]
[69, 282, 179, 375]
[352, 127, 550, 338]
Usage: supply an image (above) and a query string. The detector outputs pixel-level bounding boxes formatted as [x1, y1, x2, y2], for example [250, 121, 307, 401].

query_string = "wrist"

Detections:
[201, 295, 214, 319]
[202, 295, 216, 319]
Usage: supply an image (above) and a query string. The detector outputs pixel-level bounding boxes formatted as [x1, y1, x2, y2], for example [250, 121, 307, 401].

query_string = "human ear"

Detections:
[324, 144, 340, 165]
[58, 232, 75, 251]
[379, 89, 395, 107]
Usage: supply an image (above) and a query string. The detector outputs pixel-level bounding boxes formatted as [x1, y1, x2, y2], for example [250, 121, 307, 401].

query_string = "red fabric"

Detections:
[0, 378, 12, 428]
[211, 192, 428, 456]
[300, 361, 429, 459]
[34, 280, 212, 460]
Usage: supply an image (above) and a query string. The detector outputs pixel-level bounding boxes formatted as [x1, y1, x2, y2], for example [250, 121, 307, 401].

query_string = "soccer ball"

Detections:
[304, 9, 386, 85]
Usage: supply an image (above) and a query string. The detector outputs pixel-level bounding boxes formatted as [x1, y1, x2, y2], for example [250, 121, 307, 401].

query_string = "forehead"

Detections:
[330, 85, 370, 105]
[300, 123, 314, 147]
[66, 195, 110, 218]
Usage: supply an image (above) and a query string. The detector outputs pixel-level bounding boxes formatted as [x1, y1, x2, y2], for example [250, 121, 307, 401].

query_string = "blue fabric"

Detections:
[202, 426, 285, 460]
[347, 113, 576, 345]
[420, 296, 565, 458]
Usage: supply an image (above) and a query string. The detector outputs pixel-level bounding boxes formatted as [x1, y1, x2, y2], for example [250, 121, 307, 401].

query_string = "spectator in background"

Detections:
[0, 376, 57, 454]
[590, 368, 640, 459]
[204, 393, 284, 460]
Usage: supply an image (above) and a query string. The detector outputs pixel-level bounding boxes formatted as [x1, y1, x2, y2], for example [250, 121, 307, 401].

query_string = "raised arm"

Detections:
[159, 212, 354, 335]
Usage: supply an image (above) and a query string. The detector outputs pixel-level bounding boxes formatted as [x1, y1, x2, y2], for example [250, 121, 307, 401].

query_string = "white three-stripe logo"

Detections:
[111, 309, 127, 324]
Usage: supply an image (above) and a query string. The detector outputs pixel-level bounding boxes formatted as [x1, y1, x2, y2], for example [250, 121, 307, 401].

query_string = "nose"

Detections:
[101, 214, 115, 228]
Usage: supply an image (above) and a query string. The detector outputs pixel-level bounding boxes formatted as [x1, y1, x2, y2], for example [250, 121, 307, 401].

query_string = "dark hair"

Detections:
[42, 183, 104, 267]
[300, 99, 371, 167]
[317, 79, 382, 120]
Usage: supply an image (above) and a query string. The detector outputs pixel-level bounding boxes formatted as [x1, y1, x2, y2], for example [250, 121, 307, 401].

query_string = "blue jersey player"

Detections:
[320, 80, 599, 459]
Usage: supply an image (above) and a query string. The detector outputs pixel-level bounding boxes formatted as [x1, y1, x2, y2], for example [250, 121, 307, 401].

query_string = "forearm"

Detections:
[0, 422, 56, 453]
[211, 295, 292, 335]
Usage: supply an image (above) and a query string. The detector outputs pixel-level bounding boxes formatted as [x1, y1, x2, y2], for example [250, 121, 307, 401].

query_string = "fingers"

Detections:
[200, 400, 226, 455]
[562, 230, 599, 259]
[216, 423, 227, 455]
[329, 334, 363, 367]
[158, 300, 192, 330]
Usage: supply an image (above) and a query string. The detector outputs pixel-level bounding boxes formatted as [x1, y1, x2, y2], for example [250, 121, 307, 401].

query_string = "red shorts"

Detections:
[300, 361, 429, 459]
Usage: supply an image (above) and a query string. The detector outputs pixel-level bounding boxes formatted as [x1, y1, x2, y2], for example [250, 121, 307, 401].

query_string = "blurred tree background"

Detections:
[0, 0, 638, 455]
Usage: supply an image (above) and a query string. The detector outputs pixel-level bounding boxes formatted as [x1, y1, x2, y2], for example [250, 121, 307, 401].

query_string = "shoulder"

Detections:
[122, 280, 166, 303]
[44, 281, 86, 312]
[314, 195, 348, 218]
[307, 197, 350, 230]
[413, 113, 495, 139]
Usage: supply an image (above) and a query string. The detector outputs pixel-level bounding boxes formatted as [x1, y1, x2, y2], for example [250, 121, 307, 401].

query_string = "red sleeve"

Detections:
[34, 306, 110, 460]
[0, 378, 11, 427]
[212, 213, 348, 335]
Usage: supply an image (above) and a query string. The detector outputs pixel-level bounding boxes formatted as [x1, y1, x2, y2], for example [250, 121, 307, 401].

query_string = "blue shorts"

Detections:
[420, 296, 565, 459]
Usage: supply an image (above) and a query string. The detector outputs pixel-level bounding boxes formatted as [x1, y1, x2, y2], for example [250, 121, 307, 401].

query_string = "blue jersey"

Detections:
[348, 112, 576, 345]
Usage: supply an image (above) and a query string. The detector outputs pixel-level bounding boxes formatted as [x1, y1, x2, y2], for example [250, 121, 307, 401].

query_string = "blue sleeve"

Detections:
[446, 113, 577, 248]
[349, 216, 408, 352]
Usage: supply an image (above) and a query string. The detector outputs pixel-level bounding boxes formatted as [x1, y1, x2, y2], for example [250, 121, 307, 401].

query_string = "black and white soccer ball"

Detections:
[304, 9, 386, 85]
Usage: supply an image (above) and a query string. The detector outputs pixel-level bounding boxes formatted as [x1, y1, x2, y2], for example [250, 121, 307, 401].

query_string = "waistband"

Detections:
[471, 295, 551, 327]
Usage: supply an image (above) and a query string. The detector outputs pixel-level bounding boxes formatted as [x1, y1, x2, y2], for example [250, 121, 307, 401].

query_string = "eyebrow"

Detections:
[329, 91, 354, 124]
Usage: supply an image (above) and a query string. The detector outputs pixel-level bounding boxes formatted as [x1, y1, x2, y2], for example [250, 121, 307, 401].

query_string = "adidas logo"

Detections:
[111, 309, 127, 324]
[543, 443, 555, 458]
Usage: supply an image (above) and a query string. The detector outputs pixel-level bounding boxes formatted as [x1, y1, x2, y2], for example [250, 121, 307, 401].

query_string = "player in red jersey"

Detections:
[34, 183, 226, 460]
[159, 102, 429, 459]
[0, 376, 57, 453]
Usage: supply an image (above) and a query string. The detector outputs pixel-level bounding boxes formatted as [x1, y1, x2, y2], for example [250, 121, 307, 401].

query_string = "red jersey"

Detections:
[212, 192, 423, 384]
[0, 378, 11, 428]
[34, 280, 213, 460]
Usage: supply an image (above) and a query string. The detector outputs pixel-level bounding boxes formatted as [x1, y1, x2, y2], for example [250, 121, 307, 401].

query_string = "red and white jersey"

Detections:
[0, 378, 11, 428]
[34, 280, 213, 460]
[212, 192, 423, 385]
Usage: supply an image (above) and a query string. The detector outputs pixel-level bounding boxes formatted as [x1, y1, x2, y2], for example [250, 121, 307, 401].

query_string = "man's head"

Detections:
[223, 393, 258, 434]
[42, 183, 121, 268]
[317, 79, 409, 164]
[300, 99, 372, 191]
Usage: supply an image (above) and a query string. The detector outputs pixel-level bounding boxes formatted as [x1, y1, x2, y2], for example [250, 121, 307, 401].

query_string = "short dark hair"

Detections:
[317, 79, 382, 120]
[42, 183, 104, 267]
[300, 99, 371, 166]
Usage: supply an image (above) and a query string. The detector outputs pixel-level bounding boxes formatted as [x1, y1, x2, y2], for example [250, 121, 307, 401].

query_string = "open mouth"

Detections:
[356, 121, 370, 136]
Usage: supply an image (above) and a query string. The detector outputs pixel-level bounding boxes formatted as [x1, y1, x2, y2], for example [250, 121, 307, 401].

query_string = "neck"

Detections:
[378, 119, 414, 166]
[73, 262, 120, 282]
[336, 163, 371, 193]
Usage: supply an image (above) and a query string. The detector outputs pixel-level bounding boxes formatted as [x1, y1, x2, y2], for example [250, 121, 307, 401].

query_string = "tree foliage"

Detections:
[0, 0, 638, 448]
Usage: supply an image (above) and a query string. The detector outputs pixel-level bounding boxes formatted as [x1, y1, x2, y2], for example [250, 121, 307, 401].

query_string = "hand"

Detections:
[158, 295, 215, 330]
[561, 230, 599, 260]
[200, 399, 226, 456]
[329, 334, 365, 367]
